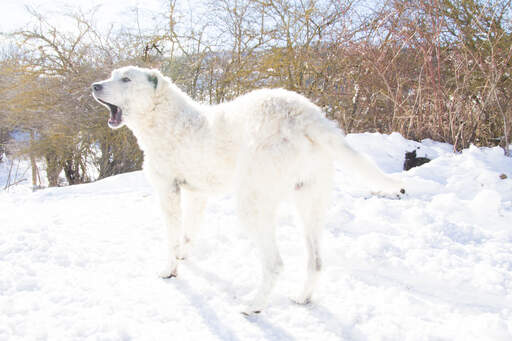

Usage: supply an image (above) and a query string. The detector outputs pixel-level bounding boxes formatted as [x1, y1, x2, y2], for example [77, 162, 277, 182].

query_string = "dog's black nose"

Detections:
[92, 83, 103, 91]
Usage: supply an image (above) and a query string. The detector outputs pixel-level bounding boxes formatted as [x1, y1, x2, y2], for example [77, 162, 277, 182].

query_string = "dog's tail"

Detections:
[310, 120, 405, 196]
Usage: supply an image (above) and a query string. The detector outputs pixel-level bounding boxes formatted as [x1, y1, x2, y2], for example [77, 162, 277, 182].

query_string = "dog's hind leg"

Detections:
[237, 187, 283, 315]
[179, 189, 207, 259]
[293, 170, 332, 304]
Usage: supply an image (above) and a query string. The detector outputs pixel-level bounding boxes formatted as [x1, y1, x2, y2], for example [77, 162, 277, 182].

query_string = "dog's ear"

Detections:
[147, 73, 158, 89]
[146, 69, 167, 94]
[147, 70, 158, 90]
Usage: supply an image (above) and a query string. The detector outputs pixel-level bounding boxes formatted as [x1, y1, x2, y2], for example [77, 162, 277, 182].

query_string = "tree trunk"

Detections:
[29, 130, 39, 190]
[45, 150, 62, 187]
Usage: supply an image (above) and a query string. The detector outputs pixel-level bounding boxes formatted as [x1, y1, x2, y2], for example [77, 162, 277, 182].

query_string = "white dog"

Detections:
[92, 66, 404, 314]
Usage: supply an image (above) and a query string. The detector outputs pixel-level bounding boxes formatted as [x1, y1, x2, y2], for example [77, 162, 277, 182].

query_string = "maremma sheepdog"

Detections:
[92, 66, 404, 315]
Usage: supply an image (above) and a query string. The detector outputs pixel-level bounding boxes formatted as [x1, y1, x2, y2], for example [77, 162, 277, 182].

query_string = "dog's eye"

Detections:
[121, 77, 131, 83]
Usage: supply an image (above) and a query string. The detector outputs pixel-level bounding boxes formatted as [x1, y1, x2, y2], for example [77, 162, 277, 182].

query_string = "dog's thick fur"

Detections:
[92, 66, 403, 314]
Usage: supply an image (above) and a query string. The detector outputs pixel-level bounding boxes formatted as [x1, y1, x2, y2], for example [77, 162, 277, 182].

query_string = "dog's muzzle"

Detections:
[92, 83, 123, 129]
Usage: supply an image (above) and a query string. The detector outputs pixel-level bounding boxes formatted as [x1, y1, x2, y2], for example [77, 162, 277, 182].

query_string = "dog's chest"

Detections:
[142, 138, 238, 194]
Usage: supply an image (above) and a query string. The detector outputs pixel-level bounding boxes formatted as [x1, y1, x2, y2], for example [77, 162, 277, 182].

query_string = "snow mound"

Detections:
[1, 133, 512, 340]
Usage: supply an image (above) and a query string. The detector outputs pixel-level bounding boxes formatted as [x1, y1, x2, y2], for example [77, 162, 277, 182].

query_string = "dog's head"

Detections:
[91, 66, 167, 129]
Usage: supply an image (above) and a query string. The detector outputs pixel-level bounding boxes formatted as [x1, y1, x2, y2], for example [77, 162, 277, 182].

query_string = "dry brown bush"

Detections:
[2, 0, 511, 189]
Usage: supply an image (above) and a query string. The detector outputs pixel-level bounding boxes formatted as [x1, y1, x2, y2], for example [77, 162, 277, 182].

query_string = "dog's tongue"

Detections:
[109, 106, 122, 126]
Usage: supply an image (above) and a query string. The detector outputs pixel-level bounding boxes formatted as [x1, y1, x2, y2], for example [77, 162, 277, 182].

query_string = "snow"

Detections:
[0, 158, 33, 194]
[1, 132, 512, 340]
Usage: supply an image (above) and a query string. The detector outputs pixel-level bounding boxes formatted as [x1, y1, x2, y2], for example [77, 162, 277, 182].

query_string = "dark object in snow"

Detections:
[404, 149, 431, 171]
[499, 173, 507, 180]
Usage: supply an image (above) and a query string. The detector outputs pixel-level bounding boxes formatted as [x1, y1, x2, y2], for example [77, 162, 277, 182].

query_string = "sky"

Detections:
[0, 0, 167, 34]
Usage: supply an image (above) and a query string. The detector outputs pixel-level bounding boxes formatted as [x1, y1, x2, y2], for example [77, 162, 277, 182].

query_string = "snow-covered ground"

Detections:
[1, 132, 512, 340]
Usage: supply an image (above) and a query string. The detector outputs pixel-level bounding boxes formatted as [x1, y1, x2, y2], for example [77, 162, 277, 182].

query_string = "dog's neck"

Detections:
[127, 84, 207, 154]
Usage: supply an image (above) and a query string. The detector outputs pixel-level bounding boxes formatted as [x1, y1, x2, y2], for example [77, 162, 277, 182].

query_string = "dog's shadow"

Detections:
[172, 277, 242, 341]
[185, 261, 240, 297]
[301, 303, 365, 341]
[182, 261, 357, 341]
[243, 314, 296, 341]
[185, 261, 296, 340]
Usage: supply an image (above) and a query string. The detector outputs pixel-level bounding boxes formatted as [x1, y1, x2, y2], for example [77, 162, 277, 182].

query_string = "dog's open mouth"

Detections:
[98, 99, 123, 128]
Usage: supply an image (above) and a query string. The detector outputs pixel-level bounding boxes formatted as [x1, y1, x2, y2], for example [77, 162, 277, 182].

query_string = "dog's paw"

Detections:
[241, 308, 262, 316]
[371, 176, 406, 200]
[372, 187, 406, 200]
[241, 298, 266, 316]
[290, 295, 312, 305]
[159, 266, 177, 279]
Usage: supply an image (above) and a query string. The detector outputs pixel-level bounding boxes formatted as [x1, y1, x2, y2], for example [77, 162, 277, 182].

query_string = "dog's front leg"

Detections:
[179, 189, 207, 260]
[156, 179, 183, 278]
